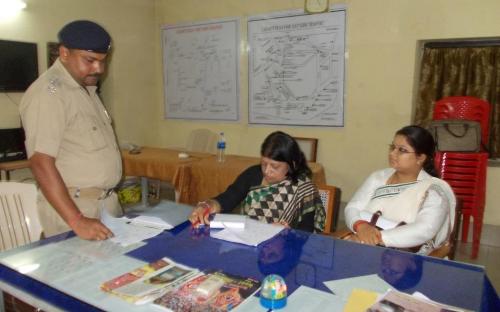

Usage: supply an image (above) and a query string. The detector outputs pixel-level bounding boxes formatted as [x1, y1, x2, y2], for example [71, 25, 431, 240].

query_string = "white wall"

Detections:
[155, 0, 500, 225]
[1, 0, 499, 225]
[0, 0, 160, 145]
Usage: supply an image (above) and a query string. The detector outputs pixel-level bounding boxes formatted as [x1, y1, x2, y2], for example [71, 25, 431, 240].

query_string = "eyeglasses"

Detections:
[388, 144, 416, 155]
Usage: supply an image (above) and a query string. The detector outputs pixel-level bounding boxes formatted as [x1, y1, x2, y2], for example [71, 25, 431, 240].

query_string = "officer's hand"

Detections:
[72, 217, 114, 241]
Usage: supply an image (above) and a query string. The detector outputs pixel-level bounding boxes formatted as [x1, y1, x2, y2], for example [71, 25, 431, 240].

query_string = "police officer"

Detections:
[20, 20, 122, 240]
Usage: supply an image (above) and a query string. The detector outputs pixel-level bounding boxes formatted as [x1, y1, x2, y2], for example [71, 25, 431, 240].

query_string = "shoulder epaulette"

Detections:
[47, 77, 61, 94]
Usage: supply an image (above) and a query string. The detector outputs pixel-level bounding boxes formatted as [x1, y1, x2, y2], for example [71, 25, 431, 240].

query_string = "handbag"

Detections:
[428, 119, 481, 152]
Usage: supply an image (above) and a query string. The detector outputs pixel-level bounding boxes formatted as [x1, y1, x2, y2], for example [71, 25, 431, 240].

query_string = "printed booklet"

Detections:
[152, 270, 261, 312]
[101, 257, 198, 304]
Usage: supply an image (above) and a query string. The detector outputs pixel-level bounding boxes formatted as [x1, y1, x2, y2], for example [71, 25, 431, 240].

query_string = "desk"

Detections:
[0, 220, 498, 311]
[121, 147, 212, 203]
[122, 147, 326, 205]
[0, 160, 30, 181]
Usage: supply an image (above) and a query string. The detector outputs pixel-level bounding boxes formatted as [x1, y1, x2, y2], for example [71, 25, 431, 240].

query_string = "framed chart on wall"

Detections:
[248, 8, 346, 126]
[161, 18, 240, 121]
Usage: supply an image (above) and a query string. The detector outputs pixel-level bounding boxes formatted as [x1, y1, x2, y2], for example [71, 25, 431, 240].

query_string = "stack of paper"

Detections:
[128, 200, 193, 230]
[100, 200, 193, 246]
[210, 214, 246, 229]
[210, 218, 284, 246]
[101, 207, 164, 247]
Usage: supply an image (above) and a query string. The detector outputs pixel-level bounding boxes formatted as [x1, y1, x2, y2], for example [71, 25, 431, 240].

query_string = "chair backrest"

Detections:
[432, 96, 491, 147]
[186, 129, 219, 154]
[317, 184, 341, 234]
[293, 137, 318, 162]
[448, 197, 462, 260]
[0, 182, 41, 251]
[428, 197, 462, 259]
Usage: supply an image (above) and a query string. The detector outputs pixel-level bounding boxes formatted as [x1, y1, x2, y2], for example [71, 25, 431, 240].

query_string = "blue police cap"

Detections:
[58, 20, 111, 53]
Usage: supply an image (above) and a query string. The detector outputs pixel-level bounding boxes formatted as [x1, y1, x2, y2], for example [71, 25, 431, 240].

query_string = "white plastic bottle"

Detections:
[217, 132, 226, 163]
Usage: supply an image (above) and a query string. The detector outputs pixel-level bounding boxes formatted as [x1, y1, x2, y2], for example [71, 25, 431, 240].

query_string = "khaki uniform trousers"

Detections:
[38, 188, 122, 238]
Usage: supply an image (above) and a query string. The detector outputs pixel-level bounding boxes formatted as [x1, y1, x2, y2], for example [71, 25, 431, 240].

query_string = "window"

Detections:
[413, 39, 500, 158]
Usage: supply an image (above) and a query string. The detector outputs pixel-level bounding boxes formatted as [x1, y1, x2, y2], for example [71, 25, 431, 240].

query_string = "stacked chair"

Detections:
[432, 96, 490, 259]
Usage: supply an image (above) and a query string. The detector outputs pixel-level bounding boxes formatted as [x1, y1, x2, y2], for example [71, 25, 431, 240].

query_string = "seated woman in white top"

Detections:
[344, 125, 456, 255]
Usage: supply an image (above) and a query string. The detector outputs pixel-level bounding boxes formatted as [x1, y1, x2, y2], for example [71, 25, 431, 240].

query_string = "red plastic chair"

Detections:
[432, 96, 490, 258]
[434, 152, 488, 258]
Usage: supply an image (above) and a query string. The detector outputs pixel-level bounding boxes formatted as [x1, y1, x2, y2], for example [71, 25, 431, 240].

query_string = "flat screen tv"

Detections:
[0, 39, 38, 92]
[0, 127, 27, 162]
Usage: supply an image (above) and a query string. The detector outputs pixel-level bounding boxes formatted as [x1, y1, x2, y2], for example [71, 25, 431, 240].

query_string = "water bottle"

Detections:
[217, 132, 226, 163]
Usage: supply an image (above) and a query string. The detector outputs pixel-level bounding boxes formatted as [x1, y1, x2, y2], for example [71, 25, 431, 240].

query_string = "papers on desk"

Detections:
[0, 236, 142, 284]
[344, 288, 380, 312]
[101, 200, 193, 247]
[128, 200, 193, 230]
[323, 274, 472, 312]
[234, 286, 340, 312]
[324, 273, 393, 302]
[210, 218, 284, 247]
[210, 214, 246, 229]
[318, 274, 392, 311]
[101, 207, 164, 247]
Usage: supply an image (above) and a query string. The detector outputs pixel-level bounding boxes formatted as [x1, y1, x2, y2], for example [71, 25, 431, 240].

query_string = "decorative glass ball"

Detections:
[260, 274, 287, 309]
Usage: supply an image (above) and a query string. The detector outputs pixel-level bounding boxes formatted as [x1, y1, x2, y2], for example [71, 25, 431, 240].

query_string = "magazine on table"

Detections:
[101, 257, 199, 304]
[152, 269, 261, 312]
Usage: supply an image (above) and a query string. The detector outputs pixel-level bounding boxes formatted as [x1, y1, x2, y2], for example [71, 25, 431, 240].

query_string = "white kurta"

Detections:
[344, 168, 456, 254]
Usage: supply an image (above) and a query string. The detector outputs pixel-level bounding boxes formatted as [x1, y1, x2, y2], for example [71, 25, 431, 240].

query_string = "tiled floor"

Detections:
[454, 227, 500, 293]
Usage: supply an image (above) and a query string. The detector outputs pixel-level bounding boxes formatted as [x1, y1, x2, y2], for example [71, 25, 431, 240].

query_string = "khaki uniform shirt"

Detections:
[20, 59, 122, 188]
[19, 59, 122, 236]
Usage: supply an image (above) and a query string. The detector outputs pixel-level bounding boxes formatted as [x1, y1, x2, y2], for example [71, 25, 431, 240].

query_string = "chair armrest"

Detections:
[428, 242, 452, 259]
[325, 228, 353, 239]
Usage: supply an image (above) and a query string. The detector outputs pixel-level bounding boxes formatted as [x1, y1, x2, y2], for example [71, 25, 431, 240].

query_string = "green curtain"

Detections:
[414, 46, 500, 158]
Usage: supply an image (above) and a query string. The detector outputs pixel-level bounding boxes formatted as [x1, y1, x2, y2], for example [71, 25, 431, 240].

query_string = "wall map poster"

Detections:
[248, 10, 345, 126]
[162, 19, 239, 120]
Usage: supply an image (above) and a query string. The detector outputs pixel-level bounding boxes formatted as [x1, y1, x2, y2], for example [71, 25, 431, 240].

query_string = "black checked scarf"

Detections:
[241, 176, 325, 232]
